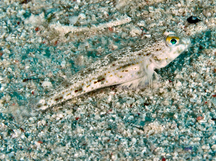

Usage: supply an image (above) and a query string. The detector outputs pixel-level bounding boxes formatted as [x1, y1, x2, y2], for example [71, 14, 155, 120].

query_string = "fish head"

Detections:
[150, 32, 191, 69]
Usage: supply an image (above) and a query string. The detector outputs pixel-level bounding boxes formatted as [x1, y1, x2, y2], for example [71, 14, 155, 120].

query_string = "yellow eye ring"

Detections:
[166, 36, 180, 46]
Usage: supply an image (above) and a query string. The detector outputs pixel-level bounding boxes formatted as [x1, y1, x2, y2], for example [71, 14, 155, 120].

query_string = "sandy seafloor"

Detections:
[0, 0, 216, 160]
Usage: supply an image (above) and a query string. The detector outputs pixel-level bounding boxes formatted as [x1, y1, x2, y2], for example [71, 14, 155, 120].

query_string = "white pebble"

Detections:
[42, 81, 52, 88]
[130, 27, 142, 37]
[61, 60, 66, 68]
[212, 145, 216, 150]
[79, 13, 86, 20]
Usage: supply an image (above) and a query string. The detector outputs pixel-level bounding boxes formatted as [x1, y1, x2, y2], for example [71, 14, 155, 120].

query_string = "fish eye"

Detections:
[166, 36, 180, 47]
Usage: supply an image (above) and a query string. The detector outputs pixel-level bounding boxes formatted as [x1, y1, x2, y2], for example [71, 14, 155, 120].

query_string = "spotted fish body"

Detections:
[37, 32, 190, 110]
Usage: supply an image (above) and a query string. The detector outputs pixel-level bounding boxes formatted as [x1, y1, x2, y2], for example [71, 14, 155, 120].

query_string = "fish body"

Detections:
[37, 32, 190, 110]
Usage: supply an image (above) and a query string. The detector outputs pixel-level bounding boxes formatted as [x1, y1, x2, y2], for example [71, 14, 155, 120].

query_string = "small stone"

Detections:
[196, 116, 204, 121]
[187, 16, 201, 24]
[212, 145, 216, 150]
[42, 81, 52, 88]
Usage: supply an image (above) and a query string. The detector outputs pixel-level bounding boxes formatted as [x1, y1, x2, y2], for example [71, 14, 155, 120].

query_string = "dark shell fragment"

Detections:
[187, 16, 201, 24]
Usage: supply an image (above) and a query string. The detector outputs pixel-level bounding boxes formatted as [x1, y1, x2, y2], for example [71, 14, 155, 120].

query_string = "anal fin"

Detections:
[117, 77, 149, 91]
